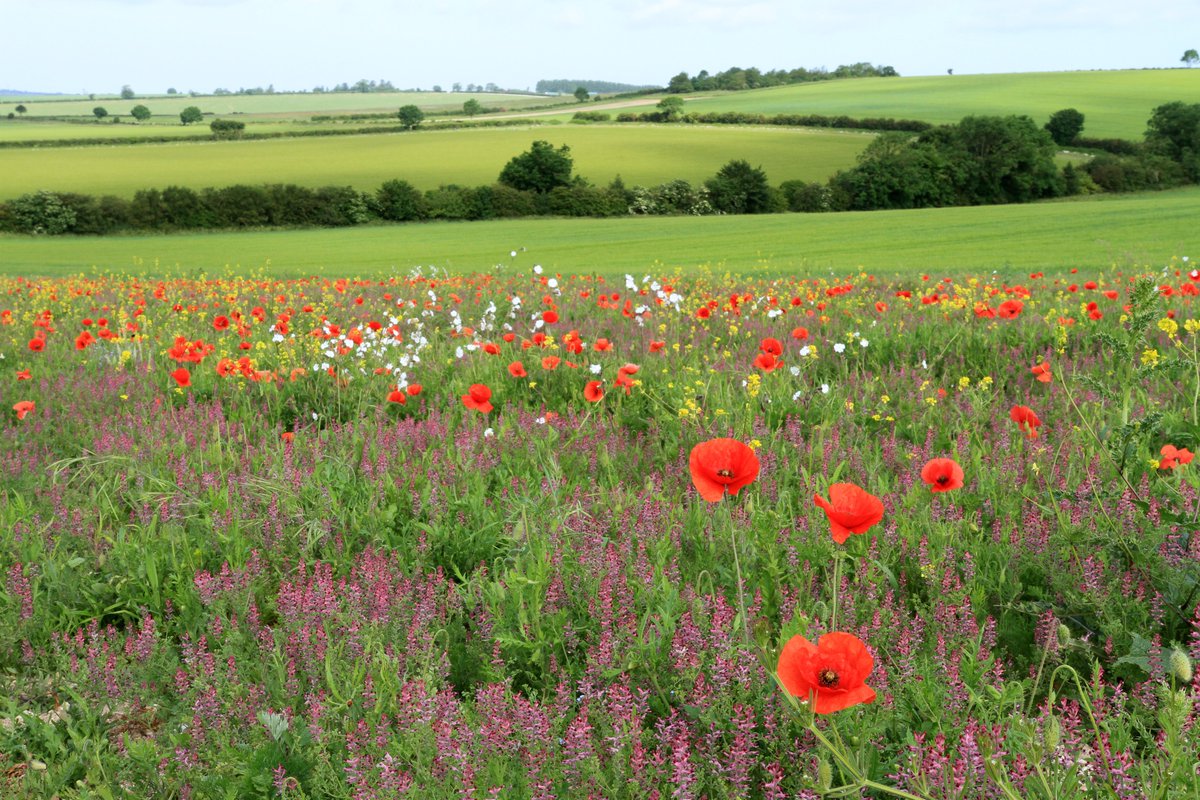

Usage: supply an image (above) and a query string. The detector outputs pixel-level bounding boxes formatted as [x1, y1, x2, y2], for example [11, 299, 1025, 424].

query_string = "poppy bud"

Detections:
[1168, 647, 1193, 684]
[1044, 714, 1061, 752]
[817, 758, 832, 792]
[1056, 624, 1072, 649]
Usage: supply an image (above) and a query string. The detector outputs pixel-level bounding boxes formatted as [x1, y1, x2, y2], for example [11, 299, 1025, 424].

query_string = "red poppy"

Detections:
[483, 342, 500, 355]
[649, 341, 666, 353]
[777, 632, 876, 715]
[75, 331, 95, 350]
[406, 384, 422, 396]
[16, 370, 31, 381]
[462, 383, 493, 413]
[920, 458, 964, 492]
[508, 361, 527, 378]
[28, 338, 45, 353]
[760, 337, 783, 356]
[1030, 362, 1052, 383]
[813, 483, 884, 544]
[171, 368, 192, 388]
[617, 363, 639, 378]
[541, 356, 561, 370]
[875, 301, 888, 313]
[997, 299, 1024, 319]
[213, 315, 230, 331]
[1160, 444, 1195, 470]
[281, 432, 295, 443]
[791, 327, 809, 340]
[13, 401, 35, 420]
[1009, 405, 1041, 439]
[387, 389, 407, 404]
[542, 310, 558, 324]
[688, 438, 761, 502]
[584, 380, 604, 403]
[753, 352, 783, 372]
[593, 338, 613, 352]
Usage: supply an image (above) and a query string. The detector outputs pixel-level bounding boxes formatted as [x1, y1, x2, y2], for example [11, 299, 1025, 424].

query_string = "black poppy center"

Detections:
[936, 475, 949, 484]
[716, 469, 735, 479]
[818, 669, 840, 688]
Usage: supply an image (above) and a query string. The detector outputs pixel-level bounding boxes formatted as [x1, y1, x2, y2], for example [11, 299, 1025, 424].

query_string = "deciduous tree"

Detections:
[130, 104, 151, 123]
[397, 105, 425, 129]
[498, 141, 574, 193]
[180, 106, 203, 125]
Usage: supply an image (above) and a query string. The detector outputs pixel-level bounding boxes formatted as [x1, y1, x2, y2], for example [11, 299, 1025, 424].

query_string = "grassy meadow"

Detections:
[0, 124, 870, 200]
[0, 187, 1195, 278]
[680, 69, 1200, 140]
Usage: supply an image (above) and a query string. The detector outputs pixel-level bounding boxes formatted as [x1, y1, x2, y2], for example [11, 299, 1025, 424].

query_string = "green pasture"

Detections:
[0, 118, 392, 143]
[0, 125, 870, 199]
[0, 91, 559, 119]
[2, 187, 1195, 279]
[679, 70, 1200, 140]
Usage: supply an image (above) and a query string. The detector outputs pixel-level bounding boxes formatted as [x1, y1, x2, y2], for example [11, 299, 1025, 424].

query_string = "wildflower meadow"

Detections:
[1, 259, 1198, 799]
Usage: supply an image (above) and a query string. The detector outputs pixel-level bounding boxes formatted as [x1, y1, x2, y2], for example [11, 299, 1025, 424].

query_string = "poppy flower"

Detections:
[777, 632, 876, 715]
[281, 432, 295, 443]
[387, 389, 407, 404]
[920, 458, 964, 492]
[813, 483, 884, 544]
[541, 356, 561, 370]
[1009, 405, 1041, 439]
[406, 384, 422, 396]
[171, 368, 192, 388]
[791, 327, 809, 340]
[483, 342, 500, 355]
[593, 338, 613, 352]
[997, 299, 1024, 319]
[16, 370, 31, 381]
[542, 310, 558, 324]
[28, 338, 45, 353]
[1160, 444, 1194, 470]
[688, 438, 761, 502]
[75, 331, 95, 350]
[584, 380, 604, 403]
[508, 361, 527, 378]
[213, 315, 230, 331]
[462, 383, 493, 413]
[1030, 362, 1052, 383]
[617, 363, 639, 378]
[753, 352, 783, 372]
[649, 341, 666, 353]
[760, 337, 783, 356]
[13, 401, 35, 420]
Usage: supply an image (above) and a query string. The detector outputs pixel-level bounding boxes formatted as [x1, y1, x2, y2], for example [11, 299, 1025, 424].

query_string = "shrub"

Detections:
[210, 119, 246, 139]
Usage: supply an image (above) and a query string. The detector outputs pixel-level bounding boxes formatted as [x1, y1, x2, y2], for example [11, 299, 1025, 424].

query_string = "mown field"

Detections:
[0, 125, 870, 200]
[1, 187, 1195, 278]
[679, 70, 1200, 140]
[1, 257, 1197, 799]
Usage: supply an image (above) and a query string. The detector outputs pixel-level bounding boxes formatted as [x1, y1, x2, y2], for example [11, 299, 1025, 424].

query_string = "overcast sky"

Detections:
[4, 0, 1197, 94]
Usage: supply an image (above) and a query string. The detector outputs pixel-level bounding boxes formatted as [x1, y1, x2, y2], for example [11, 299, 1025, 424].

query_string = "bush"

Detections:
[4, 191, 77, 234]
[705, 160, 773, 214]
[1084, 153, 1188, 193]
[780, 180, 834, 212]
[571, 111, 611, 123]
[498, 141, 574, 193]
[374, 179, 429, 222]
[1044, 108, 1085, 146]
[210, 119, 246, 139]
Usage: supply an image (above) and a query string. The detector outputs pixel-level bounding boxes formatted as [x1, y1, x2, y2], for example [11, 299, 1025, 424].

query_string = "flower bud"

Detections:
[817, 757, 833, 791]
[1168, 646, 1193, 684]
[1056, 624, 1071, 648]
[1044, 714, 1061, 752]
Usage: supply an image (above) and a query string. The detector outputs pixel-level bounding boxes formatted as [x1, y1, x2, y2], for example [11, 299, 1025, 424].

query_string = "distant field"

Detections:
[0, 125, 870, 199]
[0, 91, 560, 119]
[679, 70, 1200, 140]
[2, 187, 1194, 278]
[0, 119, 383, 142]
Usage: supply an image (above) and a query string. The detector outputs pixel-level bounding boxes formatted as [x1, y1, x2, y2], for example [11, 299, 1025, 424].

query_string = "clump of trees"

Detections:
[666, 62, 897, 93]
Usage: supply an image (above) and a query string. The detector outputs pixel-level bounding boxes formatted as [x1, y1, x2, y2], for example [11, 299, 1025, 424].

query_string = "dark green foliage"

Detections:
[536, 79, 657, 94]
[1044, 108, 1085, 146]
[1144, 101, 1200, 181]
[615, 109, 930, 133]
[779, 180, 834, 212]
[374, 179, 428, 221]
[657, 96, 685, 121]
[92, 106, 108, 120]
[471, 184, 538, 219]
[571, 111, 610, 123]
[1084, 153, 1187, 193]
[498, 140, 574, 193]
[667, 62, 898, 93]
[573, 86, 589, 103]
[179, 106, 203, 125]
[705, 159, 773, 214]
[462, 99, 483, 117]
[4, 191, 77, 234]
[396, 105, 425, 130]
[129, 105, 151, 123]
[209, 119, 246, 139]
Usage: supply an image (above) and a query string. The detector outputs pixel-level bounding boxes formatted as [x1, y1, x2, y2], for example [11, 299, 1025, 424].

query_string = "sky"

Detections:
[3, 0, 1198, 94]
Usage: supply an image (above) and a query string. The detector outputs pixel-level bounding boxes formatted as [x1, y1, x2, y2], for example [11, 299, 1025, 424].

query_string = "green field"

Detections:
[679, 70, 1200, 140]
[2, 187, 1194, 278]
[0, 125, 870, 199]
[0, 118, 397, 142]
[0, 91, 559, 119]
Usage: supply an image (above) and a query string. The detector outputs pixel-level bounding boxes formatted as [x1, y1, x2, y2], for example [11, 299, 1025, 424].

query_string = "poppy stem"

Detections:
[727, 506, 751, 647]
[806, 722, 933, 800]
[830, 553, 841, 632]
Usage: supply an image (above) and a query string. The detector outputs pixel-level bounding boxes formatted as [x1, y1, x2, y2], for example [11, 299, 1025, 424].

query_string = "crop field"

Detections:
[1, 255, 1198, 798]
[1, 187, 1195, 279]
[0, 125, 871, 200]
[679, 70, 1200, 140]
[0, 119, 386, 143]
[0, 91, 560, 119]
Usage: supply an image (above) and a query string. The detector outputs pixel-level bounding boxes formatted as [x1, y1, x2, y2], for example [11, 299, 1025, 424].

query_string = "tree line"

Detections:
[665, 62, 898, 93]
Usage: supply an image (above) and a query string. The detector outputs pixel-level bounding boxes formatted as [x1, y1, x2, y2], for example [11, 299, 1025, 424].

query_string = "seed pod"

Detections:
[1056, 624, 1071, 648]
[817, 757, 833, 791]
[1044, 714, 1061, 752]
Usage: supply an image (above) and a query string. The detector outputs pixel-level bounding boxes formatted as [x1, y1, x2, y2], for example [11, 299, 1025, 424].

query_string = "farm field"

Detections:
[0, 125, 870, 200]
[1, 255, 1198, 798]
[0, 119, 396, 143]
[0, 91, 561, 119]
[679, 69, 1200, 140]
[1, 187, 1195, 278]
